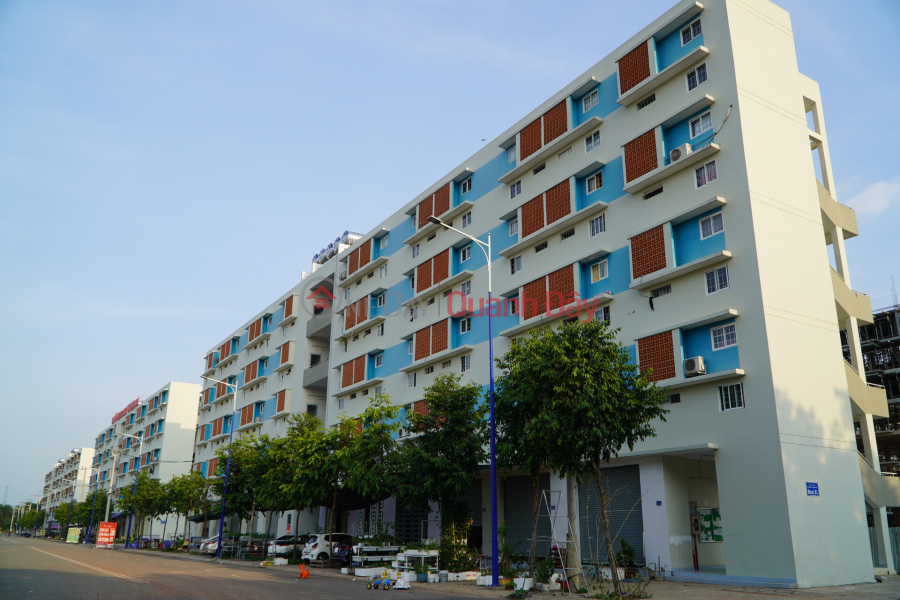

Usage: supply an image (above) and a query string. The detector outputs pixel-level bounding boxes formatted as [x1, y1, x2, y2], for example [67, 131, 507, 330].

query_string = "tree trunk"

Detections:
[565, 475, 585, 590]
[327, 491, 337, 536]
[161, 516, 167, 549]
[263, 510, 273, 557]
[182, 509, 190, 549]
[528, 471, 541, 577]
[595, 463, 621, 596]
[292, 508, 300, 560]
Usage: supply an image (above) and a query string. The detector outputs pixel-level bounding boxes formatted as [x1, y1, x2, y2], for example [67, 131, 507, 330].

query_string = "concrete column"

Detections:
[832, 226, 851, 287]
[846, 316, 865, 373]
[859, 413, 881, 472]
[873, 507, 895, 572]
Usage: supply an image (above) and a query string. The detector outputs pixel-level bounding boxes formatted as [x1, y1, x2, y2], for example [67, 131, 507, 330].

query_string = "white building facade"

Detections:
[39, 447, 95, 534]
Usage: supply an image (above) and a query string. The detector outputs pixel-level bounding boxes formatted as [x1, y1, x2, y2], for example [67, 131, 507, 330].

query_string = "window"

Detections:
[686, 63, 708, 91]
[408, 373, 417, 388]
[425, 366, 434, 374]
[410, 306, 418, 321]
[690, 111, 712, 138]
[652, 284, 672, 298]
[694, 160, 718, 188]
[558, 147, 572, 160]
[310, 354, 321, 367]
[508, 145, 516, 163]
[510, 180, 522, 199]
[643, 186, 663, 200]
[380, 235, 389, 250]
[532, 163, 545, 175]
[590, 260, 608, 283]
[410, 275, 415, 290]
[509, 219, 519, 237]
[705, 265, 729, 294]
[460, 317, 472, 334]
[375, 386, 382, 395]
[461, 354, 472, 373]
[718, 382, 744, 411]
[352, 334, 359, 341]
[442, 360, 451, 369]
[412, 244, 420, 258]
[408, 340, 414, 355]
[589, 214, 606, 237]
[509, 298, 519, 315]
[426, 233, 436, 242]
[585, 130, 600, 153]
[586, 172, 603, 194]
[380, 265, 387, 278]
[594, 305, 610, 325]
[461, 245, 471, 262]
[664, 393, 681, 404]
[681, 18, 702, 45]
[534, 241, 548, 253]
[637, 93, 656, 110]
[461, 281, 471, 296]
[377, 294, 385, 307]
[582, 89, 599, 112]
[461, 178, 472, 195]
[700, 213, 724, 239]
[560, 228, 575, 241]
[344, 288, 351, 300]
[510, 255, 522, 274]
[461, 211, 472, 228]
[711, 323, 738, 350]
[375, 353, 383, 368]
[350, 393, 357, 400]
[376, 323, 384, 337]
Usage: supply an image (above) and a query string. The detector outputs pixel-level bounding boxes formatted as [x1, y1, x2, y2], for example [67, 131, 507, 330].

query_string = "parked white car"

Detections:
[198, 537, 218, 553]
[301, 533, 353, 561]
[266, 534, 310, 556]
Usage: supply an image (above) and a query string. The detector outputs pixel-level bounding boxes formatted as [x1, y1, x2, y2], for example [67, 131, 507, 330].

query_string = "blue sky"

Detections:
[1, 0, 898, 504]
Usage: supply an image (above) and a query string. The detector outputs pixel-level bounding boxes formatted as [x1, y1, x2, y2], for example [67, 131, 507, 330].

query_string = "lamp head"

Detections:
[427, 216, 442, 226]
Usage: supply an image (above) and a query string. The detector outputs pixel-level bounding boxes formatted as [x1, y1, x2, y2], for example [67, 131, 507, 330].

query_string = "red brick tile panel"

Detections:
[284, 295, 293, 319]
[434, 184, 450, 217]
[280, 343, 290, 365]
[520, 118, 542, 161]
[216, 382, 226, 398]
[353, 355, 366, 384]
[545, 179, 571, 225]
[431, 320, 448, 354]
[345, 302, 357, 330]
[630, 225, 667, 278]
[220, 342, 229, 359]
[412, 400, 428, 415]
[432, 249, 449, 284]
[617, 41, 651, 94]
[637, 330, 676, 382]
[520, 195, 546, 238]
[341, 362, 354, 388]
[522, 277, 548, 320]
[542, 100, 568, 145]
[547, 265, 575, 311]
[624, 129, 658, 182]
[356, 297, 367, 322]
[417, 259, 433, 293]
[358, 239, 372, 269]
[277, 390, 286, 413]
[415, 326, 432, 361]
[418, 196, 434, 229]
[348, 248, 359, 275]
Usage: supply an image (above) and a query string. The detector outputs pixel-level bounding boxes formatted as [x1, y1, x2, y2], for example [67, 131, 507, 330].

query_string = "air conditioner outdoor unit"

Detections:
[684, 356, 706, 377]
[669, 143, 692, 163]
[254, 417, 263, 424]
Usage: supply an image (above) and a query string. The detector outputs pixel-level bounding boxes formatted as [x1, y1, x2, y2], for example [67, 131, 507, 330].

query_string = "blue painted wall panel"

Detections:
[662, 107, 714, 161]
[573, 73, 623, 126]
[654, 16, 704, 72]
[680, 318, 740, 375]
[672, 208, 725, 266]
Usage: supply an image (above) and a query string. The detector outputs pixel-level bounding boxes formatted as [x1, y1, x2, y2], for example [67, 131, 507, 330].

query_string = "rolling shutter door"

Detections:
[578, 464, 644, 565]
[503, 473, 551, 557]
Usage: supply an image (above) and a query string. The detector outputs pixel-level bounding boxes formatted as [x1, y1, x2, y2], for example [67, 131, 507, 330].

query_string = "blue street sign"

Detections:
[806, 482, 819, 496]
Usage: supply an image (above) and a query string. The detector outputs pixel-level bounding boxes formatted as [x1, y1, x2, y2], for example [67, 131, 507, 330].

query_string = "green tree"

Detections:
[211, 436, 265, 526]
[167, 472, 210, 546]
[73, 490, 108, 537]
[117, 471, 166, 542]
[494, 319, 668, 595]
[392, 373, 489, 571]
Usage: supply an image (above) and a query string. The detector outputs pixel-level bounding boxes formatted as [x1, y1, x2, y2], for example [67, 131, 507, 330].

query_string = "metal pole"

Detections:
[485, 233, 500, 588]
[105, 450, 119, 522]
[64, 481, 75, 540]
[124, 437, 143, 548]
[87, 472, 99, 543]
[216, 385, 238, 559]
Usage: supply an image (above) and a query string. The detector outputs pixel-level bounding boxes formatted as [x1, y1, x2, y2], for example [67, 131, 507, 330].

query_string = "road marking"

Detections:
[0, 538, 17, 544]
[30, 547, 149, 584]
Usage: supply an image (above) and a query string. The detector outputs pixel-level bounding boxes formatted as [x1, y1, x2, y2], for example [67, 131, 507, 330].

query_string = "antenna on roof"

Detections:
[892, 275, 898, 307]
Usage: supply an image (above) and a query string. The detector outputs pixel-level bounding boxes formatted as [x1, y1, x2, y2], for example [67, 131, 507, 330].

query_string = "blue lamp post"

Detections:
[86, 467, 100, 543]
[202, 375, 238, 559]
[426, 216, 499, 587]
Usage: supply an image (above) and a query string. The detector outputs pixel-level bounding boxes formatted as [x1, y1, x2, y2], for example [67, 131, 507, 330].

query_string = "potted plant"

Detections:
[415, 563, 429, 583]
[534, 558, 553, 591]
[616, 539, 638, 580]
[499, 566, 516, 589]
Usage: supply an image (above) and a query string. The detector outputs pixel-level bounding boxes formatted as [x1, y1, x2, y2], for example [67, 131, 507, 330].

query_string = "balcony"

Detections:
[831, 268, 873, 324]
[306, 308, 333, 340]
[499, 117, 603, 185]
[403, 200, 477, 246]
[244, 330, 271, 351]
[339, 377, 384, 397]
[214, 389, 235, 406]
[618, 46, 709, 107]
[303, 360, 329, 390]
[858, 452, 900, 509]
[338, 256, 389, 289]
[500, 296, 612, 338]
[500, 201, 608, 259]
[629, 250, 731, 291]
[400, 345, 475, 373]
[239, 374, 267, 391]
[845, 360, 889, 418]
[623, 142, 719, 195]
[819, 181, 858, 239]
[218, 351, 239, 369]
[237, 417, 264, 433]
[404, 270, 474, 307]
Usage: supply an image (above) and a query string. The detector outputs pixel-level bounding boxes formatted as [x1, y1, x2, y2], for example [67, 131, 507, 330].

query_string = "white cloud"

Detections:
[846, 179, 900, 216]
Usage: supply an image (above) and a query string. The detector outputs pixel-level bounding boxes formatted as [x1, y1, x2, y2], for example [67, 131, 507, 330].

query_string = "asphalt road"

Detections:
[0, 536, 483, 600]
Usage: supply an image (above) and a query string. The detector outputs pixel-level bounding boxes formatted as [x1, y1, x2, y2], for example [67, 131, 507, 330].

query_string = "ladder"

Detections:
[532, 489, 584, 596]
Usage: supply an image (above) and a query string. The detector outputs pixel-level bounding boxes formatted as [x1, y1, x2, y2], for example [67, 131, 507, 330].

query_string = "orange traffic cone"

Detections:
[298, 563, 310, 579]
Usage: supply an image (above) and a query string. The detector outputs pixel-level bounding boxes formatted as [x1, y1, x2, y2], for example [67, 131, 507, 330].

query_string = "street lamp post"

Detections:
[201, 375, 238, 559]
[86, 467, 100, 543]
[120, 433, 144, 549]
[426, 215, 499, 587]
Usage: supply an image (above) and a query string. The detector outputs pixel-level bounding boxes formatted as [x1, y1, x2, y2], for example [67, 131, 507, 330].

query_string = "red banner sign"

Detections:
[111, 398, 140, 424]
[96, 522, 117, 548]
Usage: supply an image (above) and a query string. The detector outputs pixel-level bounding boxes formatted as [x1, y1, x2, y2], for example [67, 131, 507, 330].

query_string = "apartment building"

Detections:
[88, 382, 201, 534]
[190, 273, 338, 540]
[265, 0, 888, 587]
[39, 447, 95, 533]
